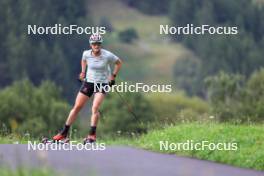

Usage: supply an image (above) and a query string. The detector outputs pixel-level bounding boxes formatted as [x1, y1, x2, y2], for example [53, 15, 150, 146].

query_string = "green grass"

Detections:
[105, 123, 264, 171]
[0, 167, 57, 176]
[0, 133, 30, 144]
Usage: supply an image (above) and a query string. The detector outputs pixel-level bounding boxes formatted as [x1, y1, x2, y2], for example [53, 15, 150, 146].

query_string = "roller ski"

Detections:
[83, 134, 96, 144]
[41, 134, 70, 144]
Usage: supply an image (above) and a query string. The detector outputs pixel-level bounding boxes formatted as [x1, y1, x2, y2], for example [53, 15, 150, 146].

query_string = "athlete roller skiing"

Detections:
[52, 33, 123, 144]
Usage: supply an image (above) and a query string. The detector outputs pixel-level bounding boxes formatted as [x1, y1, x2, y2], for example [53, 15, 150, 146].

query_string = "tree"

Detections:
[173, 56, 203, 96]
[123, 0, 171, 15]
[0, 0, 92, 101]
[169, 0, 264, 96]
[99, 17, 114, 32]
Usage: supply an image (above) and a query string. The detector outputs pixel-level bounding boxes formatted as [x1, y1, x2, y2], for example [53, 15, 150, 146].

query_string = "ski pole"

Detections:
[114, 90, 139, 121]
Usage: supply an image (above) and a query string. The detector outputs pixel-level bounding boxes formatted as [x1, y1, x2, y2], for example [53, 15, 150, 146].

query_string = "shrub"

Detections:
[99, 92, 153, 136]
[146, 92, 209, 125]
[244, 68, 264, 121]
[205, 69, 264, 122]
[0, 79, 71, 137]
[118, 28, 138, 43]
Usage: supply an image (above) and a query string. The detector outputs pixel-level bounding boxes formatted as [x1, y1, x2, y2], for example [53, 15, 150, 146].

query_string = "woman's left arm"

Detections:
[110, 58, 122, 80]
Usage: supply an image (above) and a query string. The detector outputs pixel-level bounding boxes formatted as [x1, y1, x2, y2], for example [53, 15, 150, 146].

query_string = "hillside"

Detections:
[88, 0, 194, 84]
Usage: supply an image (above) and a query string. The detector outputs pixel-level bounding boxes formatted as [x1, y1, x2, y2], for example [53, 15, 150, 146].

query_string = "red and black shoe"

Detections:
[52, 133, 67, 141]
[83, 134, 96, 144]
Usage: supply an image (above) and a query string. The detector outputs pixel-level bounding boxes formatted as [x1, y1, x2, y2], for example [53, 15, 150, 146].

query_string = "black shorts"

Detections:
[79, 82, 108, 97]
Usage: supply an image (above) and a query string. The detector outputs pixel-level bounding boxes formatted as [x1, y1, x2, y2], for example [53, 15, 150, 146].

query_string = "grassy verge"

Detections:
[0, 167, 57, 176]
[0, 134, 30, 144]
[105, 123, 264, 171]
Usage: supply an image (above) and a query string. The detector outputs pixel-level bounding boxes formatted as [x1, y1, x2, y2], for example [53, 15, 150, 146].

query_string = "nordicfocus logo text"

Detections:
[94, 82, 172, 93]
[160, 140, 238, 151]
[27, 24, 106, 35]
[160, 24, 238, 35]
[28, 141, 106, 151]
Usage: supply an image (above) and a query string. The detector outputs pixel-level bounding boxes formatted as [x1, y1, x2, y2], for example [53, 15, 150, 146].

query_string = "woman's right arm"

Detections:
[81, 59, 87, 73]
[80, 59, 87, 80]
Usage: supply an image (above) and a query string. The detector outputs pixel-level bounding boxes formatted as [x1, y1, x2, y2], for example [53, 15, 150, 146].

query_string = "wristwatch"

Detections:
[112, 74, 117, 78]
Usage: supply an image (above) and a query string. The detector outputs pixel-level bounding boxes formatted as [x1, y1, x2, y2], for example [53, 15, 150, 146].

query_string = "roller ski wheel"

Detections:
[41, 137, 49, 144]
[83, 135, 96, 144]
[41, 137, 53, 144]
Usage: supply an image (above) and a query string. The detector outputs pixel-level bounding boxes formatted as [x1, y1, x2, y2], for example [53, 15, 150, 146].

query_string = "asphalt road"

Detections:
[0, 144, 263, 176]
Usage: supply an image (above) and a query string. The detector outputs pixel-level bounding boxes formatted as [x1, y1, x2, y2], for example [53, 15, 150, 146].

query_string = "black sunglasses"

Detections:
[91, 42, 102, 46]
